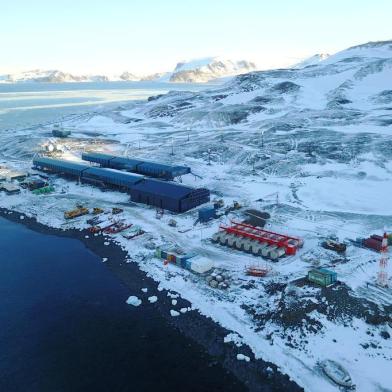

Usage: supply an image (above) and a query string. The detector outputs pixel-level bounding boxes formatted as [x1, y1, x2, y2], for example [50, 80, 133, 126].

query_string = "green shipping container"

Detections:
[308, 268, 337, 287]
[32, 186, 54, 195]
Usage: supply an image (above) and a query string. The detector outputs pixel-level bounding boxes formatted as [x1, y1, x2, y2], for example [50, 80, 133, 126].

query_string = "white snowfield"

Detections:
[1, 40, 392, 392]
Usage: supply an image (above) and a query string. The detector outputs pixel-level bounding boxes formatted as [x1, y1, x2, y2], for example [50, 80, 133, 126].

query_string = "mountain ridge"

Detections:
[0, 57, 257, 84]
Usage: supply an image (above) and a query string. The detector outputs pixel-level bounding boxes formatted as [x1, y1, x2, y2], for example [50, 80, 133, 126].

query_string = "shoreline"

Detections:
[0, 207, 302, 392]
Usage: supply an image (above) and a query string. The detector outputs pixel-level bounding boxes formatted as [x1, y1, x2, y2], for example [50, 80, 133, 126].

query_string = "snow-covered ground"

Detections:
[1, 40, 392, 391]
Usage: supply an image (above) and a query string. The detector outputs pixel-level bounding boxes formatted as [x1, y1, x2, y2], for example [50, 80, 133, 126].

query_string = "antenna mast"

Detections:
[377, 232, 389, 287]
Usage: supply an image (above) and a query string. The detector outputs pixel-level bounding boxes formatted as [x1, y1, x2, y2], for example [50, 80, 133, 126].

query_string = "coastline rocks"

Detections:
[237, 354, 250, 362]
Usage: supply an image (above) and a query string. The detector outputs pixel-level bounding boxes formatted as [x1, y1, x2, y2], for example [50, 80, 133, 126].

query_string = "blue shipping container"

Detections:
[198, 206, 216, 222]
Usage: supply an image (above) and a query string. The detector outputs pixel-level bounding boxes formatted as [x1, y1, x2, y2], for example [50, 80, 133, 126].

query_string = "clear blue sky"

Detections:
[1, 0, 391, 75]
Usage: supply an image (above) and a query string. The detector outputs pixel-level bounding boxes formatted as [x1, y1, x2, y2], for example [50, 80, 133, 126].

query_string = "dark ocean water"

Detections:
[0, 217, 246, 392]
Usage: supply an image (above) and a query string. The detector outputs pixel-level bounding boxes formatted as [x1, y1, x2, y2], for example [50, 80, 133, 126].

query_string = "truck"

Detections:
[64, 207, 89, 220]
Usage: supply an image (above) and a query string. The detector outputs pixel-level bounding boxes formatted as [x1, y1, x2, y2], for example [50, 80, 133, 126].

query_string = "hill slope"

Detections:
[133, 40, 392, 134]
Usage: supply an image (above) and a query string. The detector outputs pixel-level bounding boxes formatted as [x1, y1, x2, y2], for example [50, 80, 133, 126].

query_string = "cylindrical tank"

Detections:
[219, 233, 230, 245]
[227, 235, 238, 248]
[288, 238, 304, 248]
[235, 237, 248, 250]
[252, 242, 268, 255]
[262, 245, 277, 258]
[243, 239, 255, 252]
[269, 247, 286, 260]
[212, 232, 220, 243]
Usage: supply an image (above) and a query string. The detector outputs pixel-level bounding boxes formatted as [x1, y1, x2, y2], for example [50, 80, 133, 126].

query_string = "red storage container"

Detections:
[363, 238, 383, 251]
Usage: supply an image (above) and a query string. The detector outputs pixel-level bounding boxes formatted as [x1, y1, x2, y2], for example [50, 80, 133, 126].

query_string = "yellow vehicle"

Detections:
[233, 201, 241, 209]
[64, 207, 89, 220]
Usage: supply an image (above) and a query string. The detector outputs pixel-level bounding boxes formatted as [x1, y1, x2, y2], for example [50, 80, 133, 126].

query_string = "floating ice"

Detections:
[170, 310, 180, 317]
[126, 296, 142, 307]
[148, 296, 158, 303]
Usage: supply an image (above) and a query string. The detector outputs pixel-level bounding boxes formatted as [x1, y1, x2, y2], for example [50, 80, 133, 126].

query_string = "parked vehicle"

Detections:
[322, 239, 347, 253]
[64, 207, 89, 219]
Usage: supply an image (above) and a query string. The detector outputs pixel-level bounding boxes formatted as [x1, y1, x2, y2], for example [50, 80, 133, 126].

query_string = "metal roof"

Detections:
[82, 152, 115, 161]
[111, 157, 144, 165]
[83, 167, 144, 185]
[317, 268, 337, 276]
[82, 153, 142, 166]
[33, 157, 89, 172]
[82, 153, 190, 176]
[137, 161, 190, 175]
[310, 268, 337, 276]
[130, 178, 194, 199]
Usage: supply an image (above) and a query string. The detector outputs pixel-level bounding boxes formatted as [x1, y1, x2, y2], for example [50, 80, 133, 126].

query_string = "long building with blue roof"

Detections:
[32, 157, 209, 213]
[81, 152, 191, 180]
[129, 178, 210, 213]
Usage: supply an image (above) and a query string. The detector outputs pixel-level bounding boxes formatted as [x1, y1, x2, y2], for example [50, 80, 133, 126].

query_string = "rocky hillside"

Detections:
[169, 57, 257, 83]
[132, 40, 392, 134]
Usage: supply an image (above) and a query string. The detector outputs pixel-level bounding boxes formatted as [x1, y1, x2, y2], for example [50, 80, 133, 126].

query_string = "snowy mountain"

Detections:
[168, 57, 257, 82]
[291, 53, 330, 69]
[133, 40, 392, 132]
[1, 69, 109, 83]
[118, 71, 140, 81]
[0, 57, 257, 84]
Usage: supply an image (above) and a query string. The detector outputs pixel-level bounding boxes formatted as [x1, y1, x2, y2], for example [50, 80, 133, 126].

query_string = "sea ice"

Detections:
[126, 296, 142, 306]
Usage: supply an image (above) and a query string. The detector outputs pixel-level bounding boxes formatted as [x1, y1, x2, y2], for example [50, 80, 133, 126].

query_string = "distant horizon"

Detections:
[0, 53, 327, 77]
[1, 0, 391, 75]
